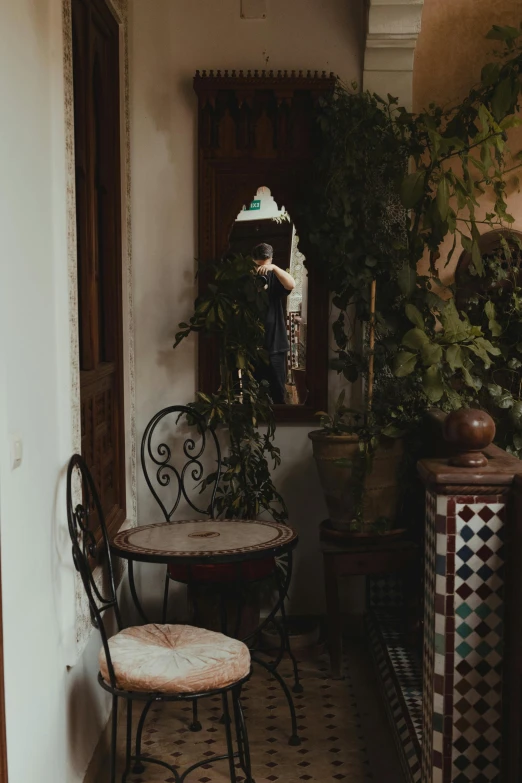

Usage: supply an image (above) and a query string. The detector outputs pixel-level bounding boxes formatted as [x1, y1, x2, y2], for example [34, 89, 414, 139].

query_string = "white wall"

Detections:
[0, 1, 110, 780]
[130, 0, 366, 614]
[413, 0, 522, 284]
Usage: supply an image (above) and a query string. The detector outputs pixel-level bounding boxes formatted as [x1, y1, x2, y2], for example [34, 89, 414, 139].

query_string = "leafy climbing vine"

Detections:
[174, 253, 288, 523]
[304, 24, 522, 443]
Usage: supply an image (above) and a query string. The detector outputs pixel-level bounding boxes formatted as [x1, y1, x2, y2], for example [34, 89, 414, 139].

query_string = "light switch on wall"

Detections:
[10, 434, 23, 470]
[241, 0, 267, 19]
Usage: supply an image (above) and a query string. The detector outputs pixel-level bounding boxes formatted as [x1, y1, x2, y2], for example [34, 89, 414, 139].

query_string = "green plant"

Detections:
[301, 24, 522, 527]
[455, 239, 522, 457]
[174, 253, 287, 523]
[305, 23, 522, 433]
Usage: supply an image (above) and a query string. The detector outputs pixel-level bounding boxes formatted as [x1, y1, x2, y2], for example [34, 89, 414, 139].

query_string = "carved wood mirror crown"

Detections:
[194, 70, 334, 421]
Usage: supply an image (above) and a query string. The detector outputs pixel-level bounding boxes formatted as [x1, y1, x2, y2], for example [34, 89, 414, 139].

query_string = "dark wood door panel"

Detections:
[72, 0, 125, 533]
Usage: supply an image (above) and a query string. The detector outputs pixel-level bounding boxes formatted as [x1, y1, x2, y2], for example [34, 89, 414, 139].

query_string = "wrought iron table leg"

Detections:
[275, 571, 303, 693]
[162, 568, 170, 623]
[190, 698, 202, 732]
[128, 560, 150, 625]
[251, 654, 301, 746]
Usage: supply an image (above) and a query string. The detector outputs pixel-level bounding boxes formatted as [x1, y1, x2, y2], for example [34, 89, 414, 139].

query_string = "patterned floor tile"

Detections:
[110, 652, 375, 782]
[367, 608, 422, 783]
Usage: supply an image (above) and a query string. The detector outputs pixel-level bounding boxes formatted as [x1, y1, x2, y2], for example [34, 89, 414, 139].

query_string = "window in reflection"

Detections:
[228, 186, 308, 406]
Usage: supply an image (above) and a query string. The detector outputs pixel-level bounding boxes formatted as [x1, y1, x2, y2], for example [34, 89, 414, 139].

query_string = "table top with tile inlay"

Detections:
[111, 518, 298, 565]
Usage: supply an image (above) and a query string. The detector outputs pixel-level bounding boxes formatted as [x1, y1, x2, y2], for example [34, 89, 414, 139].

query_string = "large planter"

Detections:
[308, 430, 404, 532]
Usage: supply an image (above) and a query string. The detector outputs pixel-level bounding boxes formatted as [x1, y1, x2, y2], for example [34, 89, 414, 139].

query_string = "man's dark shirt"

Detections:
[260, 269, 290, 354]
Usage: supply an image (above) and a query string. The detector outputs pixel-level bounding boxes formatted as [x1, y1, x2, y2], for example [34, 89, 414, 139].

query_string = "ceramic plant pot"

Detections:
[308, 431, 404, 532]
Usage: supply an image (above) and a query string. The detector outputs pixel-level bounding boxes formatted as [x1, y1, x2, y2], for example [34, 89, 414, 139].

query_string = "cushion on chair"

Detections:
[167, 557, 277, 584]
[99, 624, 250, 693]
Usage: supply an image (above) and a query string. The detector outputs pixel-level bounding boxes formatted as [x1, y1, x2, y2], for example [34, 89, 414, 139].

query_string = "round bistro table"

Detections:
[112, 517, 297, 566]
[111, 518, 302, 745]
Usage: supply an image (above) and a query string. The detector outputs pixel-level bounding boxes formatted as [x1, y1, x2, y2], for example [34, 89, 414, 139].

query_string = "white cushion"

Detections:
[99, 624, 250, 693]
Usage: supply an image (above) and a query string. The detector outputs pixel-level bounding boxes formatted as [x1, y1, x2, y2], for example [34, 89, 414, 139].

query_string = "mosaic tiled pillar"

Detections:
[421, 485, 507, 783]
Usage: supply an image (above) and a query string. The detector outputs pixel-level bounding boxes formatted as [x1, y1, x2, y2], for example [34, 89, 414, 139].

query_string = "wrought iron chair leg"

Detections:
[231, 687, 245, 771]
[133, 699, 153, 774]
[252, 655, 301, 746]
[110, 696, 118, 783]
[122, 699, 133, 782]
[162, 569, 170, 624]
[233, 688, 254, 783]
[221, 691, 238, 783]
[190, 698, 202, 732]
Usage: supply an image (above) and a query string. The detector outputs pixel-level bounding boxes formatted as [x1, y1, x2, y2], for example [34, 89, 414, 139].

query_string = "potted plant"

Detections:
[304, 24, 522, 536]
[308, 391, 405, 536]
[308, 280, 408, 536]
[173, 252, 287, 522]
[173, 252, 288, 635]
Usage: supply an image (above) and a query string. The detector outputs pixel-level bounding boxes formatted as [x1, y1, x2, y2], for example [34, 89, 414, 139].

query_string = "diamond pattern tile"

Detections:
[421, 490, 439, 783]
[421, 493, 506, 783]
[367, 571, 420, 779]
[367, 572, 422, 783]
[106, 653, 375, 782]
[369, 576, 404, 608]
[452, 502, 505, 783]
[369, 610, 422, 742]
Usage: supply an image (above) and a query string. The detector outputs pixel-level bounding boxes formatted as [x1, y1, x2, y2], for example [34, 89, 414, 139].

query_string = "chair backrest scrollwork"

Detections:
[66, 454, 121, 687]
[141, 405, 222, 522]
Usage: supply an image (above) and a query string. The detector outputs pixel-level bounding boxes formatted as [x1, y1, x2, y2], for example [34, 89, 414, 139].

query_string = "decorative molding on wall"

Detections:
[62, 0, 135, 662]
[363, 0, 425, 110]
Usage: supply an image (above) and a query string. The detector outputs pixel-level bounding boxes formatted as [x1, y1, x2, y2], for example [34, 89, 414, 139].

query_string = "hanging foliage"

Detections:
[304, 24, 522, 441]
[174, 253, 288, 523]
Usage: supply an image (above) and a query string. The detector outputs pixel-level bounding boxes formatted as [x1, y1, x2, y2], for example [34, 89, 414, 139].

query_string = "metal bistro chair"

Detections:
[140, 405, 303, 746]
[67, 453, 254, 783]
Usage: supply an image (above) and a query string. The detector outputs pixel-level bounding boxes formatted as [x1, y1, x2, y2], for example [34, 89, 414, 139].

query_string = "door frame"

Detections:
[62, 0, 135, 663]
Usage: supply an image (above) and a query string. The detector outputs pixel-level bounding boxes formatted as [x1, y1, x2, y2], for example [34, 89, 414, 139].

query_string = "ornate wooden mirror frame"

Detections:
[193, 70, 334, 422]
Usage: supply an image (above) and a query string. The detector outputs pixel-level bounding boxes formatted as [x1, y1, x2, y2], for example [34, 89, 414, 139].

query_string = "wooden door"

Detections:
[72, 0, 126, 536]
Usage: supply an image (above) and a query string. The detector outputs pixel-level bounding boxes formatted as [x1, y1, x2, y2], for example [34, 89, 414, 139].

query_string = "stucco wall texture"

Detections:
[413, 0, 522, 283]
[414, 0, 522, 110]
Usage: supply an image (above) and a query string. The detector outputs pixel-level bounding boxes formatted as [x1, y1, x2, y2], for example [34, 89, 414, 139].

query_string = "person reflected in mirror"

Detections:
[252, 242, 295, 404]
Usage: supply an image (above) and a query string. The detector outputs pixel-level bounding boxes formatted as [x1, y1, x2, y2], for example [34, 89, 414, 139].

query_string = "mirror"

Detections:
[228, 187, 308, 406]
[194, 70, 332, 421]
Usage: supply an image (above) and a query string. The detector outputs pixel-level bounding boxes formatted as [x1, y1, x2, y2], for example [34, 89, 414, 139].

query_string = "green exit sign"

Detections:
[248, 199, 261, 211]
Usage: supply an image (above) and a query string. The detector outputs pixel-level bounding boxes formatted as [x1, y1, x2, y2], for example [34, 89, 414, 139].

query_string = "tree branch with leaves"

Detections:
[305, 24, 522, 436]
[174, 253, 288, 523]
